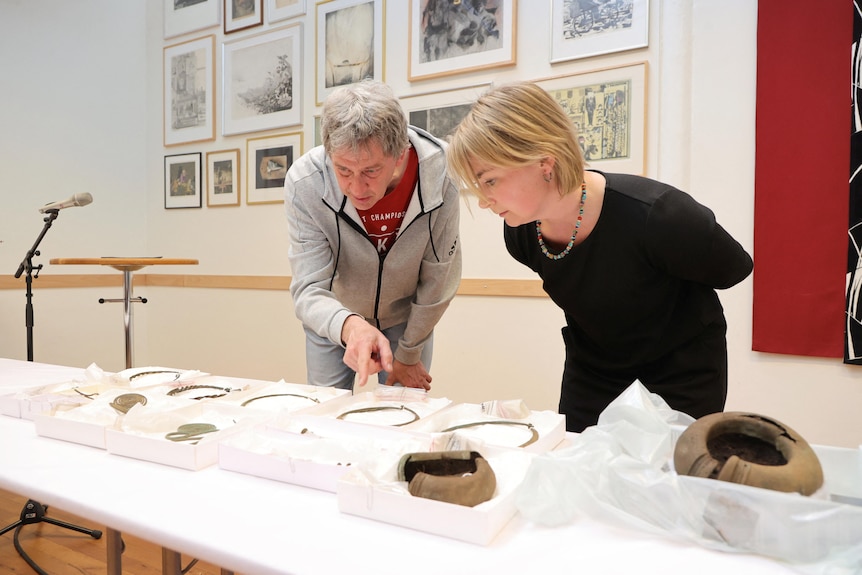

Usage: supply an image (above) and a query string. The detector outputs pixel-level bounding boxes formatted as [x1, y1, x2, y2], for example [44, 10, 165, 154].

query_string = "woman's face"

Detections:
[469, 156, 550, 227]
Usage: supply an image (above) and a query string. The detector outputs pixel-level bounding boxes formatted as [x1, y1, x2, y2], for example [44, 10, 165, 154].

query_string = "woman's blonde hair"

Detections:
[446, 81, 585, 201]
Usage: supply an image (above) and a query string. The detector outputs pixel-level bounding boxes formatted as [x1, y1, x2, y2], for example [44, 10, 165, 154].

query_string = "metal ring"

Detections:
[441, 420, 539, 448]
[336, 404, 420, 427]
[241, 393, 321, 407]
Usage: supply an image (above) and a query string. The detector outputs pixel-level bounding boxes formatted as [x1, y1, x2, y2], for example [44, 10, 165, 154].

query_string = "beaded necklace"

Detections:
[536, 182, 587, 260]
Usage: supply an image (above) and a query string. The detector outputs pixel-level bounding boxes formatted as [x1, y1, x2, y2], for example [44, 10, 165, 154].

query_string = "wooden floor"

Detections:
[0, 489, 237, 574]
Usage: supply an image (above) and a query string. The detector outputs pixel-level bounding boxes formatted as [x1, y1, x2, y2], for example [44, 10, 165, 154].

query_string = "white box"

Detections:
[34, 406, 113, 449]
[219, 416, 435, 492]
[106, 403, 271, 470]
[813, 444, 862, 506]
[336, 447, 534, 546]
[1, 381, 107, 419]
[31, 386, 197, 449]
[404, 402, 566, 453]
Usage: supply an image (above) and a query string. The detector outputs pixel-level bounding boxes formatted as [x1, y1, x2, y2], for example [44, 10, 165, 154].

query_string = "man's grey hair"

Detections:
[321, 80, 409, 158]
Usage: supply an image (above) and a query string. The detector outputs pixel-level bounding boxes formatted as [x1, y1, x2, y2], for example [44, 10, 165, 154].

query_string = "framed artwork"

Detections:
[163, 35, 216, 147]
[268, 0, 306, 22]
[165, 153, 203, 209]
[550, 0, 649, 63]
[246, 132, 304, 204]
[315, 0, 385, 105]
[224, 0, 263, 33]
[206, 149, 241, 207]
[222, 24, 303, 136]
[537, 62, 647, 175]
[164, 0, 221, 38]
[408, 0, 516, 82]
[401, 83, 490, 141]
[313, 115, 322, 146]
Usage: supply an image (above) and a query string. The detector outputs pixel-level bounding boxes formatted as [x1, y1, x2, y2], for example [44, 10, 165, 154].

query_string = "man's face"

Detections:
[330, 140, 407, 211]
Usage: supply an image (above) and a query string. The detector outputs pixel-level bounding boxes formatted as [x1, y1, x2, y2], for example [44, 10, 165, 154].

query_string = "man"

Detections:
[284, 80, 462, 391]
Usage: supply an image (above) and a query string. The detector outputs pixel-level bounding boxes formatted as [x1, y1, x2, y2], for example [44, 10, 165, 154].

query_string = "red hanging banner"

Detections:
[752, 0, 851, 358]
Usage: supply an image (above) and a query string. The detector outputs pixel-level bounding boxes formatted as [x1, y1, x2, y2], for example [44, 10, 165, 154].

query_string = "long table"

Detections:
[0, 358, 800, 574]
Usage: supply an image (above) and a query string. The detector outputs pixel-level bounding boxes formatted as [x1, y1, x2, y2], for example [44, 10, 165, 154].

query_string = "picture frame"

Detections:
[312, 115, 322, 147]
[536, 62, 647, 175]
[224, 0, 264, 33]
[165, 153, 203, 209]
[550, 0, 649, 63]
[222, 24, 303, 136]
[246, 131, 304, 204]
[206, 149, 241, 207]
[164, 0, 221, 39]
[163, 35, 216, 147]
[315, 0, 385, 105]
[268, 0, 306, 23]
[400, 83, 490, 141]
[408, 0, 516, 82]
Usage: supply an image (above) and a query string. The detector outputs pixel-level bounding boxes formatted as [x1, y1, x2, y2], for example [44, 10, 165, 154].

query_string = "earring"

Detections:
[543, 172, 553, 183]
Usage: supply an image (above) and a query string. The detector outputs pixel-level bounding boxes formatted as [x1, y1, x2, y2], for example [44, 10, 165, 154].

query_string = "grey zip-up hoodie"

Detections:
[284, 127, 462, 365]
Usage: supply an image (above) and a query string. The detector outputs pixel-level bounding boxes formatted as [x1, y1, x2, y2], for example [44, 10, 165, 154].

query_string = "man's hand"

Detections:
[341, 315, 394, 387]
[384, 360, 432, 391]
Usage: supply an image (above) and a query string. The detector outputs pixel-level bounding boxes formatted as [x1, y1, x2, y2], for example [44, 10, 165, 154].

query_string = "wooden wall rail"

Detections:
[0, 274, 547, 298]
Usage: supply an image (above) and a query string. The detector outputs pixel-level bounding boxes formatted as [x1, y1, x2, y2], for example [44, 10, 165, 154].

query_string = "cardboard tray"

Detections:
[336, 446, 535, 546]
[105, 402, 272, 470]
[219, 416, 436, 492]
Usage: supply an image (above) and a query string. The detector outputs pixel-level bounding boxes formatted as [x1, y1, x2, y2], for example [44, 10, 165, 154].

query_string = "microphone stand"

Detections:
[14, 209, 59, 361]
[5, 209, 103, 570]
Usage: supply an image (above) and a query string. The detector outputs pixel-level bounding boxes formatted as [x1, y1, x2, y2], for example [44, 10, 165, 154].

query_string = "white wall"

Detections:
[2, 0, 860, 448]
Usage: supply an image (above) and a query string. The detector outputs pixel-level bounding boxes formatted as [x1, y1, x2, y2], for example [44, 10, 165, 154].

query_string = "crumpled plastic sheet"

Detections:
[515, 382, 862, 574]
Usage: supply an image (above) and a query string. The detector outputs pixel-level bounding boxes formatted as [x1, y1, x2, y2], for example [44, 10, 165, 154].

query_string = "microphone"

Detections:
[38, 193, 93, 213]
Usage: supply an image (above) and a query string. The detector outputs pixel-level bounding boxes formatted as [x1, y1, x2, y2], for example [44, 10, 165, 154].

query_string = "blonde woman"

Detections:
[447, 82, 752, 432]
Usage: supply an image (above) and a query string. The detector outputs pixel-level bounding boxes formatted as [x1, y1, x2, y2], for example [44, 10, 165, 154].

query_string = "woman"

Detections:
[446, 82, 753, 432]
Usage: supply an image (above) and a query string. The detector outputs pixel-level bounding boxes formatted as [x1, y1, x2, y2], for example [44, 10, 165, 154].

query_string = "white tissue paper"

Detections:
[515, 381, 862, 573]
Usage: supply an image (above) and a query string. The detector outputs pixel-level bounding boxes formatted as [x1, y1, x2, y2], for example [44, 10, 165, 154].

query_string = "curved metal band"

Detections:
[240, 393, 320, 407]
[166, 384, 232, 400]
[129, 370, 180, 382]
[441, 420, 539, 448]
[336, 404, 420, 427]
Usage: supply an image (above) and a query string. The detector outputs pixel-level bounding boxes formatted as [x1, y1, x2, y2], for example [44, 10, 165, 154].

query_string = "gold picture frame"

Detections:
[206, 149, 241, 207]
[246, 132, 304, 204]
[163, 35, 216, 147]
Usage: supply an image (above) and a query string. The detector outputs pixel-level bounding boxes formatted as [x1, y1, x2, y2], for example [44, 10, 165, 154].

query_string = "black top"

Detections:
[504, 171, 753, 372]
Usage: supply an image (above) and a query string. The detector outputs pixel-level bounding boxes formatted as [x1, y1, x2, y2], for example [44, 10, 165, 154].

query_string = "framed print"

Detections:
[222, 24, 303, 136]
[165, 153, 202, 209]
[163, 35, 216, 147]
[206, 149, 241, 207]
[268, 0, 306, 22]
[537, 62, 647, 175]
[313, 115, 322, 146]
[246, 132, 304, 204]
[401, 83, 490, 141]
[315, 0, 385, 105]
[408, 0, 516, 82]
[224, 0, 263, 33]
[164, 0, 221, 38]
[550, 0, 649, 63]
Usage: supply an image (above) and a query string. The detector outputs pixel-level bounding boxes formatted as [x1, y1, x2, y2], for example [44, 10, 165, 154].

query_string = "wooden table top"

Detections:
[49, 257, 199, 272]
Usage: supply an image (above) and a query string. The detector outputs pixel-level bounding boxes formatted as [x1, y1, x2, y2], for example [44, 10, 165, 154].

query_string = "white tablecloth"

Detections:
[0, 358, 800, 575]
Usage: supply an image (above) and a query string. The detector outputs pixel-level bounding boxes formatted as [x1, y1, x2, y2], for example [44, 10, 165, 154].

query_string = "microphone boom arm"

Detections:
[14, 210, 60, 361]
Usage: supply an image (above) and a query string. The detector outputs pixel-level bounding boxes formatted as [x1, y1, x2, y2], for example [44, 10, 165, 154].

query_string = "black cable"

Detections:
[13, 524, 50, 575]
[10, 509, 201, 574]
